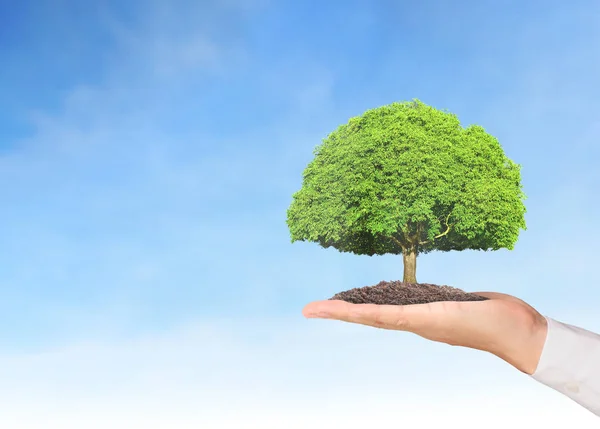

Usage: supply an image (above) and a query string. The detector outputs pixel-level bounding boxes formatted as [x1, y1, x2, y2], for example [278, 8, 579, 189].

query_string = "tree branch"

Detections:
[419, 212, 453, 245]
[390, 234, 406, 251]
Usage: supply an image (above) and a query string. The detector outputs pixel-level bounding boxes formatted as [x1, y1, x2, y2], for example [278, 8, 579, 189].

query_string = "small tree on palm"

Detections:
[287, 100, 526, 284]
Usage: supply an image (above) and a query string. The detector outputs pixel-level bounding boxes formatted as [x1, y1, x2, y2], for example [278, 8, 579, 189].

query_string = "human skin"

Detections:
[303, 292, 548, 375]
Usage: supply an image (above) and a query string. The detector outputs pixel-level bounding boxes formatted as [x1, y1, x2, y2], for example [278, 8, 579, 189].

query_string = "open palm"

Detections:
[303, 292, 548, 375]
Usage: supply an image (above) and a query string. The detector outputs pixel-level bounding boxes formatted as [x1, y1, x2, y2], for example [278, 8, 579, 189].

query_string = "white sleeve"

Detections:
[530, 316, 600, 416]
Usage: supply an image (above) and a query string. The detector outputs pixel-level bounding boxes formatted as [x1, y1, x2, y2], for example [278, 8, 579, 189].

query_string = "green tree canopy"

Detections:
[286, 100, 526, 283]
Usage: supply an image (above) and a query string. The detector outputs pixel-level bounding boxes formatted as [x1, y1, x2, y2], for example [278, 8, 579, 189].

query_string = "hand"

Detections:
[303, 291, 548, 375]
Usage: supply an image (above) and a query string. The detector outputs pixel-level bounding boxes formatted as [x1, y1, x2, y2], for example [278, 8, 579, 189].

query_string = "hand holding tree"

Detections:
[288, 100, 539, 371]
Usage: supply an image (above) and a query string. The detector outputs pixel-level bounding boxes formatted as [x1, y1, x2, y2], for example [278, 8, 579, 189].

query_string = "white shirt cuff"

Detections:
[530, 316, 600, 416]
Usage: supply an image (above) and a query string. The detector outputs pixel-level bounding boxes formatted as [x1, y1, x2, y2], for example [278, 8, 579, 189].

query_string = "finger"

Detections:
[303, 300, 438, 330]
[303, 299, 408, 329]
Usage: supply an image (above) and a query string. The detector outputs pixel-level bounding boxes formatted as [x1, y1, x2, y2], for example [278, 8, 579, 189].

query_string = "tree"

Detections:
[286, 100, 526, 284]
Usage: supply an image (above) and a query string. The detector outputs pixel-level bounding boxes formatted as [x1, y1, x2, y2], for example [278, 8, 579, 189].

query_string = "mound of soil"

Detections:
[329, 280, 489, 305]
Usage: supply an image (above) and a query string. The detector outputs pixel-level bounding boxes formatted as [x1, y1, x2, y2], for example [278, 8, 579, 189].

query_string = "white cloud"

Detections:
[1, 317, 598, 428]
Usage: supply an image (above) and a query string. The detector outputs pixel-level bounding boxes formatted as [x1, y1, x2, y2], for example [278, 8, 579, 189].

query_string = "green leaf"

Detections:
[286, 99, 526, 258]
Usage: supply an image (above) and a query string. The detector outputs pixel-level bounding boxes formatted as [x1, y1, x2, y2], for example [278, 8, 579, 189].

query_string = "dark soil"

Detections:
[329, 280, 489, 305]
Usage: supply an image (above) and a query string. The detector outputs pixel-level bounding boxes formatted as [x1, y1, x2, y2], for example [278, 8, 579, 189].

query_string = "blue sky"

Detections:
[1, 0, 599, 427]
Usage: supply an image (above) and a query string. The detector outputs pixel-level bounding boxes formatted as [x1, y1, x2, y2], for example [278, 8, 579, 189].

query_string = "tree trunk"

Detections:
[402, 248, 417, 284]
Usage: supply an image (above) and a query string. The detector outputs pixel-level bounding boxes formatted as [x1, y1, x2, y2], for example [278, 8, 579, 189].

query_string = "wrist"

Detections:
[513, 313, 548, 375]
[492, 311, 548, 375]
